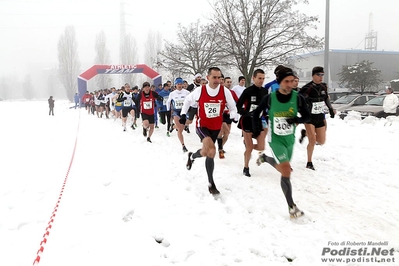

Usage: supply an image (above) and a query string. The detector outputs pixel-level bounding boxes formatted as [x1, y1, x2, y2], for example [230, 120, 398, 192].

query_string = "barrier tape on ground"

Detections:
[33, 110, 81, 265]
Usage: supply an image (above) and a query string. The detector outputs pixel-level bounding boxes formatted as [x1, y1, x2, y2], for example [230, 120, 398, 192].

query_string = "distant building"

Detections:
[391, 79, 399, 92]
[289, 49, 399, 91]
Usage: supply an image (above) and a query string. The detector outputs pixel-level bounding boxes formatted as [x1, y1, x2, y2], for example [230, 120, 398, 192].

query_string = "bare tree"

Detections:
[0, 77, 9, 100]
[94, 30, 113, 90]
[58, 26, 81, 101]
[22, 74, 34, 100]
[47, 70, 57, 98]
[144, 30, 162, 68]
[211, 0, 323, 85]
[143, 30, 164, 86]
[1, 75, 20, 99]
[120, 33, 139, 86]
[158, 21, 225, 77]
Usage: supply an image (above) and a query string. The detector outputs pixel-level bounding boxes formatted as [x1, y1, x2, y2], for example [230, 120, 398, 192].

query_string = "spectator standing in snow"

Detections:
[74, 93, 80, 109]
[382, 87, 399, 118]
[48, 96, 55, 116]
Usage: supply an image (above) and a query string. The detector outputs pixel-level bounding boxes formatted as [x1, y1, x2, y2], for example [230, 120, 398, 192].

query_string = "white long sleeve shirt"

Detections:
[166, 89, 190, 111]
[181, 84, 238, 120]
[231, 85, 246, 98]
[383, 93, 399, 113]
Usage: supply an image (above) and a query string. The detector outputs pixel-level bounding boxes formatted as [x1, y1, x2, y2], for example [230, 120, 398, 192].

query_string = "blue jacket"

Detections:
[74, 94, 80, 103]
[157, 89, 170, 112]
[264, 80, 279, 93]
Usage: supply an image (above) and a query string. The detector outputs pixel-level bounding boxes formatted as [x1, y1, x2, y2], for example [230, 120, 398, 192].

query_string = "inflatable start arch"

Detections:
[77, 64, 162, 100]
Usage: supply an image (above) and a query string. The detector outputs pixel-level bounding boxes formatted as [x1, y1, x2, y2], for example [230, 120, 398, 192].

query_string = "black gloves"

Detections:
[329, 109, 335, 118]
[179, 114, 187, 125]
[286, 117, 298, 125]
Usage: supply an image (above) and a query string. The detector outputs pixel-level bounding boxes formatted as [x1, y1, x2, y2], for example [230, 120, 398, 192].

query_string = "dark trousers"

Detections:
[382, 112, 396, 118]
[159, 111, 171, 131]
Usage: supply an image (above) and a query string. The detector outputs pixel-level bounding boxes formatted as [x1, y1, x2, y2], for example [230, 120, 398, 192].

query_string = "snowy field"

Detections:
[0, 100, 398, 266]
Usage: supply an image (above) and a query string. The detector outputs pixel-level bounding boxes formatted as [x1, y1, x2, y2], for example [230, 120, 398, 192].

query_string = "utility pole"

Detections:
[119, 1, 126, 65]
[324, 0, 330, 90]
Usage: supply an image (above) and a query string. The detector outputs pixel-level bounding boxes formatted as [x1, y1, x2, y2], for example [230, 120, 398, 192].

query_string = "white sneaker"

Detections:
[256, 153, 266, 166]
[289, 205, 304, 218]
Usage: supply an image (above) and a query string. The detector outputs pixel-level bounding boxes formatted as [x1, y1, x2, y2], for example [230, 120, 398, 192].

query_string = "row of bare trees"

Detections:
[58, 27, 142, 101]
[158, 0, 323, 86]
[58, 26, 80, 101]
[56, 0, 322, 100]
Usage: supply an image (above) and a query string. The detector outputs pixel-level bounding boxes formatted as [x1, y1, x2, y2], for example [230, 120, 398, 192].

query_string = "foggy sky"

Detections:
[1, 0, 398, 80]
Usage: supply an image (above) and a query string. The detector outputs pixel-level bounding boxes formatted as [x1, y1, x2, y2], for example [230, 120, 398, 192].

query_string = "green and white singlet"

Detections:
[267, 91, 298, 163]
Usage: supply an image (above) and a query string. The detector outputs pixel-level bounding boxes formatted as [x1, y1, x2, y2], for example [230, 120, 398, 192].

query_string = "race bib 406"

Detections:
[273, 117, 294, 136]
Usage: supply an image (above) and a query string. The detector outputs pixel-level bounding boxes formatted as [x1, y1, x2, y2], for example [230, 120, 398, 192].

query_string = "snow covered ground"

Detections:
[0, 100, 398, 266]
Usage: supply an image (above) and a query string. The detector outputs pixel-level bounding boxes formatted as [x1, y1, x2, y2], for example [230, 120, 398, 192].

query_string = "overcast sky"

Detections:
[1, 0, 398, 77]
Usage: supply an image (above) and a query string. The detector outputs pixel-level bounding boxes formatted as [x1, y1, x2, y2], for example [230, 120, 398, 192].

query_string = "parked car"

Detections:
[332, 94, 376, 112]
[329, 91, 351, 103]
[339, 95, 399, 119]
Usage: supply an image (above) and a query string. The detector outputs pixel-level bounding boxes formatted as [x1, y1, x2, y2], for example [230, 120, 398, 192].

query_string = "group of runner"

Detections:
[243, 65, 334, 218]
[79, 65, 334, 218]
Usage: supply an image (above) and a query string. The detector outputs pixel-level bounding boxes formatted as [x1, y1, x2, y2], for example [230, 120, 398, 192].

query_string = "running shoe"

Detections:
[131, 124, 135, 130]
[147, 137, 152, 143]
[243, 167, 251, 177]
[166, 132, 170, 137]
[186, 152, 194, 170]
[289, 204, 304, 218]
[306, 162, 315, 170]
[218, 150, 225, 159]
[256, 153, 267, 166]
[208, 184, 220, 195]
[182, 145, 188, 152]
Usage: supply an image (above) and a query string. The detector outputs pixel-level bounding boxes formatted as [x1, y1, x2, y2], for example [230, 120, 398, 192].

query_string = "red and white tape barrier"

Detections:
[33, 111, 81, 265]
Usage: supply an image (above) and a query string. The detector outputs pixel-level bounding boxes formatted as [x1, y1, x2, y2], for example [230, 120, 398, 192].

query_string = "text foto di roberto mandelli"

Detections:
[327, 241, 389, 246]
